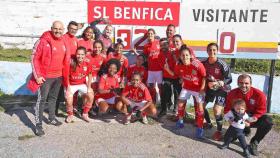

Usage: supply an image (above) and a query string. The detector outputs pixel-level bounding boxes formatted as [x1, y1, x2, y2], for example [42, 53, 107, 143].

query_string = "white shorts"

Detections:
[147, 71, 162, 84]
[178, 88, 205, 104]
[64, 84, 87, 98]
[128, 100, 148, 109]
[96, 96, 116, 105]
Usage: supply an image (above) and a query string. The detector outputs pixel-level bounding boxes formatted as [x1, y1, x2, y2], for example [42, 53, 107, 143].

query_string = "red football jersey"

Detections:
[126, 64, 147, 83]
[96, 74, 120, 99]
[78, 38, 93, 52]
[143, 40, 165, 71]
[162, 51, 177, 79]
[122, 83, 152, 102]
[69, 61, 92, 85]
[174, 60, 206, 92]
[86, 54, 105, 78]
[106, 52, 129, 78]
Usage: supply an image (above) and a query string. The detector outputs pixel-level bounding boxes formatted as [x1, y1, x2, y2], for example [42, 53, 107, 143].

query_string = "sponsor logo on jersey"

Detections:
[83, 66, 87, 72]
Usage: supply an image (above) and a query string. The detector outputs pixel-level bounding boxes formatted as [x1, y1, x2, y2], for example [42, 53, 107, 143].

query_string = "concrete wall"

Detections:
[0, 60, 280, 113]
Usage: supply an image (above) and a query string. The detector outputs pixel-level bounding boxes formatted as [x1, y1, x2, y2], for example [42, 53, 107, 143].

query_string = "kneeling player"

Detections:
[116, 73, 157, 125]
[64, 47, 94, 123]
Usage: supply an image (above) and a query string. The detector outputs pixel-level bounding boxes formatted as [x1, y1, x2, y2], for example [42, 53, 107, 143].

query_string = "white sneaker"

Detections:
[65, 115, 74, 123]
[82, 113, 91, 123]
[142, 116, 148, 124]
[124, 114, 131, 125]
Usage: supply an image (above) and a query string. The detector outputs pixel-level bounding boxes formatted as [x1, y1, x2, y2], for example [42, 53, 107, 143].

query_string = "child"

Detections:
[219, 99, 255, 158]
[116, 73, 157, 125]
[64, 47, 94, 123]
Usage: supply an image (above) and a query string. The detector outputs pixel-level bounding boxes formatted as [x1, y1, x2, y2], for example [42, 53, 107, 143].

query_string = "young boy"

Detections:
[219, 99, 255, 158]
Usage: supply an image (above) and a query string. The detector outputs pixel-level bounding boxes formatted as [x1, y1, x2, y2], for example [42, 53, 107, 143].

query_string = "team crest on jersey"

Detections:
[192, 70, 197, 75]
[250, 99, 255, 105]
[138, 92, 143, 97]
[83, 66, 87, 71]
[215, 68, 220, 74]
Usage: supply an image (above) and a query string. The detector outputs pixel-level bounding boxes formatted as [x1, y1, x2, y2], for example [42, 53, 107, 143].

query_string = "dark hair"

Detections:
[82, 26, 94, 39]
[233, 99, 246, 108]
[238, 74, 252, 84]
[160, 38, 168, 43]
[71, 46, 86, 72]
[114, 38, 124, 48]
[207, 42, 218, 52]
[68, 21, 78, 27]
[137, 54, 147, 68]
[132, 72, 142, 79]
[167, 24, 175, 29]
[106, 58, 121, 73]
[173, 34, 182, 40]
[147, 28, 156, 34]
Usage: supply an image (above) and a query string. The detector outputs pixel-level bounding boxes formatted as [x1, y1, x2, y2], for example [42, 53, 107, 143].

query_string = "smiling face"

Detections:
[160, 40, 169, 52]
[173, 36, 183, 49]
[147, 30, 155, 42]
[67, 24, 78, 36]
[115, 44, 123, 54]
[207, 45, 218, 58]
[93, 42, 103, 55]
[104, 25, 113, 37]
[76, 49, 86, 63]
[238, 76, 252, 94]
[108, 63, 118, 76]
[131, 74, 141, 87]
[51, 21, 64, 38]
[84, 27, 94, 40]
[166, 26, 175, 38]
[180, 49, 191, 65]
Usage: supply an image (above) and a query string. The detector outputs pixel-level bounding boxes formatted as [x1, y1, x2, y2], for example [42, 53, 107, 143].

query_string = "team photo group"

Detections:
[27, 19, 273, 158]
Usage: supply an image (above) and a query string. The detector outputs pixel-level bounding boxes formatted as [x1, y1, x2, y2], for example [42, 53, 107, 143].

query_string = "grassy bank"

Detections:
[0, 48, 31, 62]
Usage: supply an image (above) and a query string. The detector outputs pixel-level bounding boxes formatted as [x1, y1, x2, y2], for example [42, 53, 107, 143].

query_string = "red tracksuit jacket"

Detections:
[27, 31, 70, 93]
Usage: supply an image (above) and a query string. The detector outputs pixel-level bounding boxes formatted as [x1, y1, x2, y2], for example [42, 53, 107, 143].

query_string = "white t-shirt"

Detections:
[224, 111, 249, 129]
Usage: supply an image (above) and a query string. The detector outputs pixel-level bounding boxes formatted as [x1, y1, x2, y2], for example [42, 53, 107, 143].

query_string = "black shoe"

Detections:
[48, 118, 62, 126]
[218, 144, 229, 150]
[243, 148, 251, 158]
[244, 127, 251, 137]
[204, 123, 213, 129]
[249, 140, 259, 156]
[158, 110, 167, 118]
[35, 126, 45, 136]
[73, 108, 82, 118]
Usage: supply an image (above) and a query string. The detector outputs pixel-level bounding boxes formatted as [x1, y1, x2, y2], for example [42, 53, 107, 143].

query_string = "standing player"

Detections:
[143, 28, 165, 103]
[201, 43, 232, 141]
[126, 54, 147, 84]
[116, 73, 157, 125]
[64, 47, 94, 123]
[166, 24, 176, 47]
[164, 45, 206, 138]
[27, 21, 67, 136]
[78, 26, 95, 54]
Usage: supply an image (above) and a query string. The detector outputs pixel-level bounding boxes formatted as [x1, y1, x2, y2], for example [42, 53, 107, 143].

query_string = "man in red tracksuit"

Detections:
[27, 21, 69, 136]
[224, 74, 273, 156]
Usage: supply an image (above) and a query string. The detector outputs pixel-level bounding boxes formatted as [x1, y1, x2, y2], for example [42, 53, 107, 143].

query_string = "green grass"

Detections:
[0, 48, 31, 62]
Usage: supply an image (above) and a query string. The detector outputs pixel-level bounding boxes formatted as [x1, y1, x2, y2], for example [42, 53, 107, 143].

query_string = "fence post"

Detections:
[267, 60, 275, 113]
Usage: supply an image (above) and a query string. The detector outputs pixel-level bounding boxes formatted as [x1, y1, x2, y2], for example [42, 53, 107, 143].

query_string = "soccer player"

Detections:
[116, 73, 157, 125]
[164, 45, 206, 139]
[64, 47, 94, 123]
[78, 26, 94, 54]
[201, 43, 232, 141]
